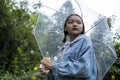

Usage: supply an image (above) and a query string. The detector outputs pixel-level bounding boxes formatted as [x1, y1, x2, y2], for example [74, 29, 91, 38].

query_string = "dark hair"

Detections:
[62, 14, 85, 42]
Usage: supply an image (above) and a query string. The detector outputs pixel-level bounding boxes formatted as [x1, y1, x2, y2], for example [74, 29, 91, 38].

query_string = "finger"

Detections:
[38, 68, 44, 72]
[40, 70, 48, 75]
[41, 59, 47, 64]
[41, 70, 50, 75]
[41, 60, 51, 66]
[38, 64, 45, 69]
[45, 70, 50, 74]
[41, 58, 50, 63]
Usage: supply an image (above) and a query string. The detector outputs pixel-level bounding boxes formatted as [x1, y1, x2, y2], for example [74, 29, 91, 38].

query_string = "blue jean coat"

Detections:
[47, 34, 97, 80]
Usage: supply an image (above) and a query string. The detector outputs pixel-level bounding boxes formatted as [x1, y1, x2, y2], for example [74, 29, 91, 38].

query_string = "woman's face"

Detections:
[65, 15, 83, 37]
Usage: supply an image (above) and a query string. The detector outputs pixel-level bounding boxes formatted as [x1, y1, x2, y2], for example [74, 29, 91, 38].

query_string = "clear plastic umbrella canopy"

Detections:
[90, 16, 117, 80]
[33, 0, 117, 80]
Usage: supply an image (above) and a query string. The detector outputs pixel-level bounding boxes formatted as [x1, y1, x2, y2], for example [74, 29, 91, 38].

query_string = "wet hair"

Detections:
[62, 14, 85, 42]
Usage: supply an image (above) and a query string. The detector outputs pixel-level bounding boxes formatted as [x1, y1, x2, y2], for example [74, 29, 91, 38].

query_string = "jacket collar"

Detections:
[60, 34, 86, 50]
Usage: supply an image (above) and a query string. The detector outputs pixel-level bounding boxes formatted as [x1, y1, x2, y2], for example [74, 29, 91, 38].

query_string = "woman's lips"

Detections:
[72, 28, 78, 30]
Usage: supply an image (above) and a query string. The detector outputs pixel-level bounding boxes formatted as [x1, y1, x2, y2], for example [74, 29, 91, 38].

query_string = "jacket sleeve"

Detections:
[47, 70, 55, 80]
[51, 38, 95, 78]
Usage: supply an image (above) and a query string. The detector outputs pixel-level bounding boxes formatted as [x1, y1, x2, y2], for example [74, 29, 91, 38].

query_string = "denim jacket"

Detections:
[48, 34, 97, 80]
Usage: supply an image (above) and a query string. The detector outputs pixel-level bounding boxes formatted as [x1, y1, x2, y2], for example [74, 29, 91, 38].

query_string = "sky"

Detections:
[28, 0, 120, 32]
[28, 0, 120, 16]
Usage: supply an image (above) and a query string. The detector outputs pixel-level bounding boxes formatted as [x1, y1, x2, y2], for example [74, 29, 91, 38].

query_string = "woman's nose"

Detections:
[73, 22, 77, 26]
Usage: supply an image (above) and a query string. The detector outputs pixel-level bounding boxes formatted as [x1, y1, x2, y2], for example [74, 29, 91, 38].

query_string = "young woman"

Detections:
[39, 14, 97, 80]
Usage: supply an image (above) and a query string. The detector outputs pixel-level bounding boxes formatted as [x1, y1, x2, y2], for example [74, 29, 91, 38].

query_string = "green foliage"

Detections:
[0, 0, 42, 78]
[104, 41, 120, 80]
[0, 70, 44, 80]
[113, 29, 120, 42]
[107, 15, 116, 29]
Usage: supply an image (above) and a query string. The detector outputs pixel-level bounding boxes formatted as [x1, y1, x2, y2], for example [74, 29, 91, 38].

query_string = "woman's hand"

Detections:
[38, 58, 52, 75]
[40, 58, 52, 69]
[38, 64, 50, 75]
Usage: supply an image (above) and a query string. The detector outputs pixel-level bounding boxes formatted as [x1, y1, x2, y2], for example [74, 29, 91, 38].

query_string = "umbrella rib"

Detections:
[85, 16, 106, 33]
[91, 37, 116, 54]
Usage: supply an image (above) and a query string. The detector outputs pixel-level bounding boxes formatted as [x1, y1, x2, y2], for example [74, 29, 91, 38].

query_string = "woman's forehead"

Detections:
[68, 15, 82, 21]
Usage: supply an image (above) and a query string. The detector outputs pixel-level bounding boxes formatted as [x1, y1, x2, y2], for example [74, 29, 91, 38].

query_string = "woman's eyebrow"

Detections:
[68, 19, 81, 21]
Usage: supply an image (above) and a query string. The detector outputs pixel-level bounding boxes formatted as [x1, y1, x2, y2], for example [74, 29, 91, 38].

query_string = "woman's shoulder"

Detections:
[75, 34, 91, 42]
[73, 34, 93, 48]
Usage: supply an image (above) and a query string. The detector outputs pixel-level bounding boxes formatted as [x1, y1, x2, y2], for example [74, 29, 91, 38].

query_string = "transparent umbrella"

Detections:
[34, 0, 84, 60]
[90, 16, 117, 80]
[33, 0, 118, 80]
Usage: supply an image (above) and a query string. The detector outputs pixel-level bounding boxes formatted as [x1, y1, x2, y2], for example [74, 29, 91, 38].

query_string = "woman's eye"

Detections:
[68, 21, 73, 24]
[77, 21, 81, 24]
[67, 21, 82, 24]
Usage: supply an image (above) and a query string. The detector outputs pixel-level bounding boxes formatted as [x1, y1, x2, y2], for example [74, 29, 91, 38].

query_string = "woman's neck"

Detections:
[69, 34, 79, 42]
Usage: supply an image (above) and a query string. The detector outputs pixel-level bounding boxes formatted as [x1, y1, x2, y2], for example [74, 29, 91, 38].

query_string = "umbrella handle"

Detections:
[39, 64, 43, 68]
[39, 64, 50, 73]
